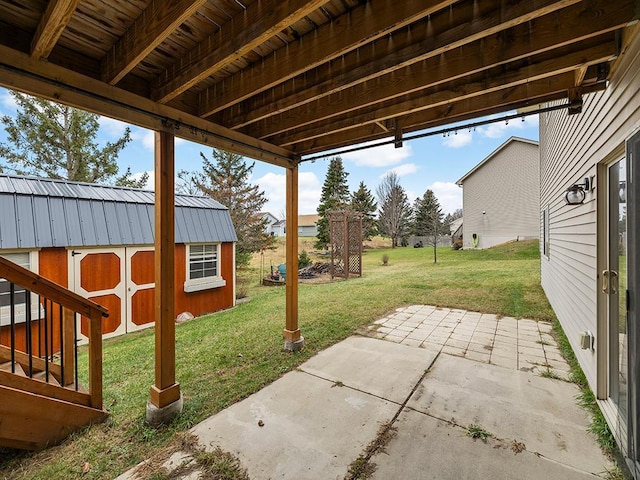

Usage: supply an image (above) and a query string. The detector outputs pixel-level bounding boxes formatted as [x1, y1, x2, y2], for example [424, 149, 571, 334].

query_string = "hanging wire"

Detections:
[300, 104, 564, 163]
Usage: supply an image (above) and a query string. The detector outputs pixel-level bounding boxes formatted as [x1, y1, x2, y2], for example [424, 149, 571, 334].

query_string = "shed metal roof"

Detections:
[0, 174, 237, 249]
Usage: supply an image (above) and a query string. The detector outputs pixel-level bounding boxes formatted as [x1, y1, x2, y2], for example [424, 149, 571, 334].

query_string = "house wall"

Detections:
[462, 140, 540, 249]
[540, 31, 640, 442]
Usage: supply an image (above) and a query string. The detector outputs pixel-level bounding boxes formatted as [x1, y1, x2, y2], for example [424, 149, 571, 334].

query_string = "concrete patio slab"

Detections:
[117, 305, 613, 480]
[299, 336, 439, 404]
[372, 412, 606, 480]
[407, 354, 610, 475]
[192, 370, 399, 480]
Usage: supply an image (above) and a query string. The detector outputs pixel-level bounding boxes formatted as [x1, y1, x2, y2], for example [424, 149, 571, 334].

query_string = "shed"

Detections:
[0, 174, 237, 341]
[456, 137, 540, 249]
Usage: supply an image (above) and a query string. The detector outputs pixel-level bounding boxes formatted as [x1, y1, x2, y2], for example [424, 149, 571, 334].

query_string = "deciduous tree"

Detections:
[377, 172, 412, 248]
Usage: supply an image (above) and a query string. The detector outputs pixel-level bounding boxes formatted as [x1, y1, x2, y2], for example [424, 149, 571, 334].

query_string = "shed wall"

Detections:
[462, 141, 540, 249]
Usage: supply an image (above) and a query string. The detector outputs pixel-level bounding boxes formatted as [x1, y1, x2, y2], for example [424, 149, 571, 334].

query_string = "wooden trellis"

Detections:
[329, 211, 363, 279]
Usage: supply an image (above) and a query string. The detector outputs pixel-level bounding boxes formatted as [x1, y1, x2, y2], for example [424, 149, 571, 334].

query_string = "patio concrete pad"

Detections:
[407, 354, 612, 475]
[191, 369, 399, 480]
[372, 412, 605, 480]
[299, 336, 439, 404]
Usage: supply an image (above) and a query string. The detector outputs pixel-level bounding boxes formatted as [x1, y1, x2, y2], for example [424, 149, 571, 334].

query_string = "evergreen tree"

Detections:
[183, 148, 273, 267]
[376, 172, 412, 248]
[0, 91, 145, 187]
[315, 157, 350, 249]
[414, 189, 444, 263]
[350, 181, 378, 241]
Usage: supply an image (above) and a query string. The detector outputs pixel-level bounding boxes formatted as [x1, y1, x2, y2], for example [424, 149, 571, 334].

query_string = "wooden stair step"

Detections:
[32, 371, 61, 387]
[0, 361, 26, 376]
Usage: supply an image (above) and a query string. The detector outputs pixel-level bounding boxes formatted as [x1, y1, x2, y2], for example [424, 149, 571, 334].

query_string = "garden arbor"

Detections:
[0, 0, 635, 423]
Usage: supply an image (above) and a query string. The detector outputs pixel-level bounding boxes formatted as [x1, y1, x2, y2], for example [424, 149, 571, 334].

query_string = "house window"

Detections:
[184, 244, 226, 292]
[542, 206, 550, 258]
[0, 251, 41, 326]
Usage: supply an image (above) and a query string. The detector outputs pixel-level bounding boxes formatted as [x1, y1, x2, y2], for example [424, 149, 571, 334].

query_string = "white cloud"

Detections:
[381, 162, 419, 178]
[0, 91, 17, 112]
[340, 141, 413, 168]
[99, 116, 129, 137]
[442, 129, 473, 148]
[130, 128, 186, 150]
[478, 114, 539, 139]
[428, 181, 462, 215]
[256, 171, 321, 216]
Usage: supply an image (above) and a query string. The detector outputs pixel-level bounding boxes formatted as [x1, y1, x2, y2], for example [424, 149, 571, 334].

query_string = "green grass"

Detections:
[466, 424, 493, 442]
[0, 240, 553, 479]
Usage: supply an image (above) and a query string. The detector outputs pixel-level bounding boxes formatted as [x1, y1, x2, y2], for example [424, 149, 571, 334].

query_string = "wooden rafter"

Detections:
[222, 0, 633, 130]
[30, 0, 80, 60]
[197, 0, 460, 117]
[265, 39, 618, 145]
[152, 0, 331, 104]
[101, 0, 209, 85]
[291, 75, 609, 155]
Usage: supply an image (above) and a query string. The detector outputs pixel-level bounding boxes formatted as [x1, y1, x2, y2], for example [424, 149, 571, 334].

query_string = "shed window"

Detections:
[184, 244, 226, 292]
[0, 251, 42, 326]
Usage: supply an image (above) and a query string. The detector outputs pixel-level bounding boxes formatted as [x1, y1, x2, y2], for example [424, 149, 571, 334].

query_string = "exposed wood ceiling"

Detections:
[0, 0, 637, 167]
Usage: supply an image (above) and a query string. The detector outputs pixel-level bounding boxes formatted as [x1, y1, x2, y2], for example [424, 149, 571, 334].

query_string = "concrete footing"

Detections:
[284, 336, 305, 352]
[146, 393, 183, 426]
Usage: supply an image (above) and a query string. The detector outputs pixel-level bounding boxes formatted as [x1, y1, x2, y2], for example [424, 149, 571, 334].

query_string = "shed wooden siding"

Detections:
[540, 32, 640, 396]
[0, 248, 68, 353]
[174, 243, 235, 318]
[461, 140, 540, 249]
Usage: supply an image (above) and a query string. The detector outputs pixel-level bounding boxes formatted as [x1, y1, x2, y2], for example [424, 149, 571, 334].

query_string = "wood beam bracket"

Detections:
[394, 120, 404, 149]
[568, 87, 583, 115]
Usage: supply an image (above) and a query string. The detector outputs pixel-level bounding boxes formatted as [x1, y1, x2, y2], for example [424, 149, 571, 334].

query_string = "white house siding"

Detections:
[460, 139, 540, 249]
[540, 31, 640, 432]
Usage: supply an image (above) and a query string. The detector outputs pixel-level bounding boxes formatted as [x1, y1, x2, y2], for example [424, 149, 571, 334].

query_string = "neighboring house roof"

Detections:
[455, 137, 539, 185]
[298, 214, 319, 226]
[449, 218, 463, 234]
[261, 212, 279, 225]
[0, 174, 237, 249]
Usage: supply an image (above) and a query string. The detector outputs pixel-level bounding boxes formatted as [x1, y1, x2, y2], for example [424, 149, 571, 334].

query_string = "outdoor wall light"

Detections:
[565, 177, 590, 205]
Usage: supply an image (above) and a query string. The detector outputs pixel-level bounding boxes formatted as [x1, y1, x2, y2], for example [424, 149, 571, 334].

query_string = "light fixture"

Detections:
[565, 177, 590, 205]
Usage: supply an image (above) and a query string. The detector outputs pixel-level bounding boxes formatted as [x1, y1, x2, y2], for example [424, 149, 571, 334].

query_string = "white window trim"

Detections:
[184, 243, 226, 293]
[0, 250, 42, 326]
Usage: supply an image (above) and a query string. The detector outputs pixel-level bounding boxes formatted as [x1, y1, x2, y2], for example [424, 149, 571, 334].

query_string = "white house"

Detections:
[262, 212, 285, 237]
[456, 137, 540, 249]
[539, 30, 640, 474]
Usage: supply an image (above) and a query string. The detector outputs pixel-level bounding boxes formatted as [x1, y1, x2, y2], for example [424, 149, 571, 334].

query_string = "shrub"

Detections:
[298, 250, 312, 269]
[382, 254, 389, 265]
[452, 238, 463, 250]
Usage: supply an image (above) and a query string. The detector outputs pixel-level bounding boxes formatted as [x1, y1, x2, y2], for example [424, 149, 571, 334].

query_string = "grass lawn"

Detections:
[0, 239, 553, 479]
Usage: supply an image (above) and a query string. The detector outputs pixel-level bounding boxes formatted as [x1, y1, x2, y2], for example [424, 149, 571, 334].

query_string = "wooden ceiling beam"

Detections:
[152, 0, 330, 104]
[249, 32, 618, 139]
[0, 44, 294, 167]
[30, 0, 80, 60]
[293, 75, 608, 155]
[101, 0, 209, 85]
[198, 0, 460, 117]
[269, 41, 617, 146]
[223, 0, 634, 130]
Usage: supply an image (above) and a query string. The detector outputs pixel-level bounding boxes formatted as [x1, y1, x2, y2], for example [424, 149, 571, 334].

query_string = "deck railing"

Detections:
[0, 256, 108, 409]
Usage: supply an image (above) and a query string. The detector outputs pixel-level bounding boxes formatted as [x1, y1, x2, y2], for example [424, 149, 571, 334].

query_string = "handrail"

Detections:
[0, 257, 109, 319]
[0, 256, 107, 410]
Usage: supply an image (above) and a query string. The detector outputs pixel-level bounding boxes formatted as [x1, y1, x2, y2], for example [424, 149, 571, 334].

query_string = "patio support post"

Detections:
[284, 163, 304, 351]
[147, 130, 182, 425]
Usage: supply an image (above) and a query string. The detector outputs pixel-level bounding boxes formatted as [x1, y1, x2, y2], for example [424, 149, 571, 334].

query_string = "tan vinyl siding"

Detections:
[461, 139, 539, 249]
[540, 32, 640, 397]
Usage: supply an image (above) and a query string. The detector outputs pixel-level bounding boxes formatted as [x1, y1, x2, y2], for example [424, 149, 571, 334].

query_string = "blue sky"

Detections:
[0, 87, 539, 216]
